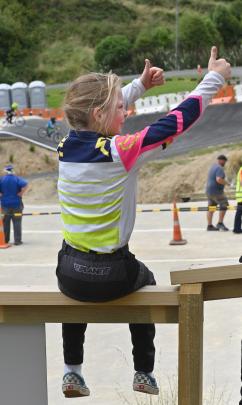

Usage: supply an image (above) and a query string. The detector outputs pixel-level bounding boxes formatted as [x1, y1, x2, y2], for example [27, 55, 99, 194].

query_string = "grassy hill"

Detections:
[0, 0, 241, 84]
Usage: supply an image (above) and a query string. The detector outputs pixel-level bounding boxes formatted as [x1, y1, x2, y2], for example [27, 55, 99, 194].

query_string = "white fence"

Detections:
[134, 91, 189, 115]
[234, 84, 242, 102]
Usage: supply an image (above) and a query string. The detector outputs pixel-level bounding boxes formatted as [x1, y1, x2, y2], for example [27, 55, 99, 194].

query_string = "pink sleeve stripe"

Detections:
[181, 95, 203, 114]
[168, 95, 202, 134]
[115, 127, 149, 171]
[167, 110, 183, 135]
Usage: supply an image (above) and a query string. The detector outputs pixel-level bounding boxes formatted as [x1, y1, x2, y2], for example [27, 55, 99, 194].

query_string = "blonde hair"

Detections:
[63, 72, 121, 134]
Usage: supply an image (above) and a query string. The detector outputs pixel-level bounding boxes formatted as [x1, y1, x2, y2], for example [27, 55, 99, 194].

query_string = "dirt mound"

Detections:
[0, 139, 239, 204]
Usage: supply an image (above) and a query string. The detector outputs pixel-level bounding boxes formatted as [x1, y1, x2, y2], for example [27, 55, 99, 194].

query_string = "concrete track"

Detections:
[123, 102, 242, 158]
[0, 117, 68, 151]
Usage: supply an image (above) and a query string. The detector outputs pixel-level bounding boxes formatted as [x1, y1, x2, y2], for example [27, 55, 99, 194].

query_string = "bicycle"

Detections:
[37, 125, 64, 144]
[1, 114, 25, 128]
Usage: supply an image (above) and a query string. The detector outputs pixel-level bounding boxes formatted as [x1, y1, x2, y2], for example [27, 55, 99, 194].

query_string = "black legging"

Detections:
[57, 242, 156, 372]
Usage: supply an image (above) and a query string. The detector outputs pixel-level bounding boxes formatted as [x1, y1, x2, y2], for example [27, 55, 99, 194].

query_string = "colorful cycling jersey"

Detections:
[57, 71, 224, 252]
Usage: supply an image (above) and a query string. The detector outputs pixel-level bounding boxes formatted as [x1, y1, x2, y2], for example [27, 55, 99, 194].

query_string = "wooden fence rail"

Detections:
[0, 264, 241, 405]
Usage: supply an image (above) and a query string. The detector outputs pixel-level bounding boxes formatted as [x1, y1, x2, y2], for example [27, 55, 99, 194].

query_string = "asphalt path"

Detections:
[1, 102, 242, 158]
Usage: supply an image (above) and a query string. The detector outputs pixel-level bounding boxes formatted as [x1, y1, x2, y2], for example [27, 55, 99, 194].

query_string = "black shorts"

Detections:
[56, 241, 155, 302]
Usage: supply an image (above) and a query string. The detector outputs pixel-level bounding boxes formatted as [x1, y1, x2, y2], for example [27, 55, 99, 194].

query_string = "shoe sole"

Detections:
[133, 383, 159, 395]
[62, 384, 90, 397]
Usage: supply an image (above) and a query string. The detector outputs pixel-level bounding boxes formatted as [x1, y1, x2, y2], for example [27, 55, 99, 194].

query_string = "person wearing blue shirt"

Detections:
[206, 155, 230, 231]
[0, 165, 28, 245]
[47, 117, 57, 137]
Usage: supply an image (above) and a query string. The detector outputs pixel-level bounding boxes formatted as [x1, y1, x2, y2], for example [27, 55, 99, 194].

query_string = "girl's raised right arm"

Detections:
[112, 47, 231, 172]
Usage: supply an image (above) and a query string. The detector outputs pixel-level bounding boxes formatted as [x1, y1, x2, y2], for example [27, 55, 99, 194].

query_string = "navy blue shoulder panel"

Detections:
[57, 131, 113, 163]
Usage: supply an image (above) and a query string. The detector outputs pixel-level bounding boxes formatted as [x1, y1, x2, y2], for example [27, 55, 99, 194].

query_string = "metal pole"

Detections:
[175, 0, 179, 70]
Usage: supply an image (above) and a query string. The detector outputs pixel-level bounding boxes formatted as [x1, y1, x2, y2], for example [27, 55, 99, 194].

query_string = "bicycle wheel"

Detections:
[15, 116, 25, 127]
[38, 127, 48, 138]
[53, 131, 63, 144]
[1, 118, 8, 127]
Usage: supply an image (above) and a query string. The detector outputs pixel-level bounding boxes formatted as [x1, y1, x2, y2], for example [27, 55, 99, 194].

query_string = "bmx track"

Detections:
[1, 103, 242, 157]
[123, 102, 242, 158]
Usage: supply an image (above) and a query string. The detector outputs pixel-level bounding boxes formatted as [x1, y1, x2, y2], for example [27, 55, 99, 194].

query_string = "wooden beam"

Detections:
[203, 279, 242, 301]
[0, 285, 179, 306]
[0, 305, 178, 324]
[171, 264, 242, 285]
[178, 283, 203, 405]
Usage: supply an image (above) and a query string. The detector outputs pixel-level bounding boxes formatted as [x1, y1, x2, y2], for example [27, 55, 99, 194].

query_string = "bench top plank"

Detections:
[170, 264, 242, 285]
[0, 285, 179, 306]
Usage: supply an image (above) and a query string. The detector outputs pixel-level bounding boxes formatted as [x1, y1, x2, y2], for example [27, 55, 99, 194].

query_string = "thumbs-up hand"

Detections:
[208, 46, 231, 79]
[140, 59, 165, 89]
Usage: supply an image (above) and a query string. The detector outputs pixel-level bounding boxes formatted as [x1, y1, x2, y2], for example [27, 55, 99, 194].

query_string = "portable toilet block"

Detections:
[0, 84, 11, 110]
[29, 81, 46, 108]
[11, 82, 29, 109]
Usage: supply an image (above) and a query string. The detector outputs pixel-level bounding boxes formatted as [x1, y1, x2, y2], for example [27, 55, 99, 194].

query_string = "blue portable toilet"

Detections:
[29, 81, 46, 108]
[0, 84, 11, 110]
[11, 82, 29, 109]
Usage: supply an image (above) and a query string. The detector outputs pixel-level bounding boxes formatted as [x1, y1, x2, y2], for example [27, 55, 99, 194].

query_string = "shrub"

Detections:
[37, 41, 95, 83]
[95, 35, 132, 73]
[212, 5, 242, 47]
[178, 12, 221, 68]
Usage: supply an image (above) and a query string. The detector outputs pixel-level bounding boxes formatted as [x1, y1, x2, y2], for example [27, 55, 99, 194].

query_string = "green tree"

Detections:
[133, 27, 173, 71]
[179, 12, 221, 67]
[134, 27, 172, 53]
[230, 0, 242, 21]
[95, 35, 132, 73]
[212, 5, 241, 47]
[0, 1, 38, 82]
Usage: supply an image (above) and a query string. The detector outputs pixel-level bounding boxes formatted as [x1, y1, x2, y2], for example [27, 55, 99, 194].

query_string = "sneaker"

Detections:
[62, 372, 90, 398]
[216, 223, 229, 231]
[207, 225, 219, 231]
[14, 241, 23, 245]
[133, 371, 159, 395]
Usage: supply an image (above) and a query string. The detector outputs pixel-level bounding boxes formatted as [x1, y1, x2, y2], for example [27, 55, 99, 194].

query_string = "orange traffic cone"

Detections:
[0, 207, 11, 249]
[169, 200, 187, 245]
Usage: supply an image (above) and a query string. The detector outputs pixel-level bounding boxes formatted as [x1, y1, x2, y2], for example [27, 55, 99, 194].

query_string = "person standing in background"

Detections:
[0, 165, 28, 245]
[233, 165, 242, 234]
[206, 155, 230, 231]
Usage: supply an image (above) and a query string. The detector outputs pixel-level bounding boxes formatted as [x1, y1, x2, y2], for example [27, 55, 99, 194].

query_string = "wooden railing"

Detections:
[171, 263, 242, 404]
[0, 264, 241, 404]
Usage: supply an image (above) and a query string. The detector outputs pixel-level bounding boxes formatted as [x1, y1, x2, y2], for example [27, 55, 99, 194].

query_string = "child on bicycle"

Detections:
[56, 47, 230, 398]
[47, 116, 57, 137]
[6, 101, 18, 124]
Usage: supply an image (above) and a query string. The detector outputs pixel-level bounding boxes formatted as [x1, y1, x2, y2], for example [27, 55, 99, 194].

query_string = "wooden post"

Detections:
[240, 340, 242, 405]
[178, 283, 203, 405]
[0, 324, 48, 405]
